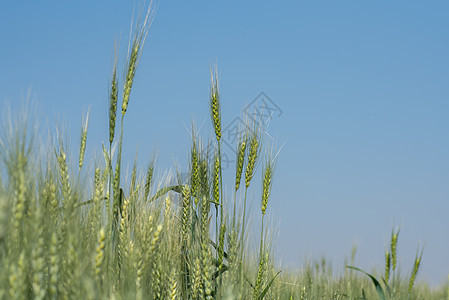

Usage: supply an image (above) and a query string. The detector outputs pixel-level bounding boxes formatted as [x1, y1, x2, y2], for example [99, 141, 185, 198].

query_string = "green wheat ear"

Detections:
[384, 250, 391, 282]
[235, 132, 247, 192]
[190, 134, 199, 203]
[210, 67, 221, 142]
[245, 126, 262, 189]
[261, 156, 274, 216]
[78, 107, 90, 171]
[95, 228, 106, 280]
[121, 3, 154, 118]
[109, 59, 118, 146]
[390, 227, 400, 272]
[409, 246, 424, 295]
[144, 159, 155, 200]
[56, 148, 71, 209]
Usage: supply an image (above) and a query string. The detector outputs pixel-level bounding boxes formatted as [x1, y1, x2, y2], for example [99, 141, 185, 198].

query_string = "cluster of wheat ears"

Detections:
[0, 3, 447, 300]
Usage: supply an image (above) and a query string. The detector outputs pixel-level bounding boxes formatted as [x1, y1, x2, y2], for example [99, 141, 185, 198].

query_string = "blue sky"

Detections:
[1, 1, 448, 285]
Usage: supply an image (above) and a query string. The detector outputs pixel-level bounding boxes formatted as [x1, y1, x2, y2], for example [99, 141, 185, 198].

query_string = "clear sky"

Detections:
[1, 1, 448, 286]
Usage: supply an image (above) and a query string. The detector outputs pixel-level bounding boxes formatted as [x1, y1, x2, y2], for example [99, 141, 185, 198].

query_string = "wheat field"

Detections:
[0, 3, 447, 300]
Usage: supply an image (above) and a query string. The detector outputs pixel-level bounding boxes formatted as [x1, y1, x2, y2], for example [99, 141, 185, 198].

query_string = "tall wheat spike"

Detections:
[245, 128, 261, 189]
[144, 160, 155, 200]
[122, 2, 155, 117]
[409, 247, 424, 294]
[56, 148, 71, 210]
[261, 157, 274, 216]
[210, 67, 221, 142]
[109, 53, 119, 146]
[235, 132, 247, 193]
[384, 250, 391, 282]
[78, 107, 90, 170]
[391, 227, 400, 273]
[191, 137, 200, 204]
